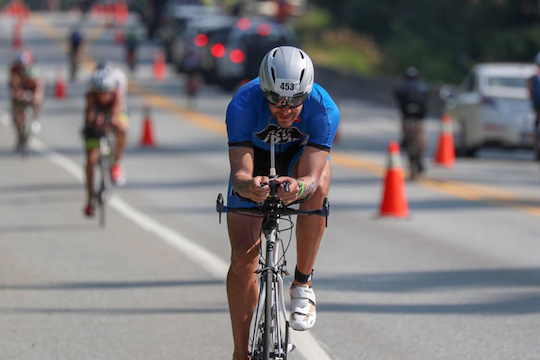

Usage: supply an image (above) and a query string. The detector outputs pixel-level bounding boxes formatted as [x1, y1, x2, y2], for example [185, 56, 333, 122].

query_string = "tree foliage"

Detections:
[310, 0, 540, 82]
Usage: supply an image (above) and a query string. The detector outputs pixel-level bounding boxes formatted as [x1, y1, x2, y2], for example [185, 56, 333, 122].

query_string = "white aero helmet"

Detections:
[259, 46, 314, 108]
[91, 69, 117, 93]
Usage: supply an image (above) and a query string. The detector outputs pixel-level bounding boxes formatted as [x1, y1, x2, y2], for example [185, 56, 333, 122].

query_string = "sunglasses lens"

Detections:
[264, 91, 307, 108]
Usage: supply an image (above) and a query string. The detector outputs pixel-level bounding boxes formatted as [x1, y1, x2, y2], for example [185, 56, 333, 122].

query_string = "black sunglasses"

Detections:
[264, 90, 308, 109]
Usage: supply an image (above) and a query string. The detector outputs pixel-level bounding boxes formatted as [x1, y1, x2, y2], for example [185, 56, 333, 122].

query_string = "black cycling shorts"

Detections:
[227, 141, 306, 208]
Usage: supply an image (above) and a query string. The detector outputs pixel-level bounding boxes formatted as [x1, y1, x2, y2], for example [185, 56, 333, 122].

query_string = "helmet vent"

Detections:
[299, 69, 305, 84]
[271, 67, 276, 83]
[299, 51, 305, 59]
[272, 49, 278, 57]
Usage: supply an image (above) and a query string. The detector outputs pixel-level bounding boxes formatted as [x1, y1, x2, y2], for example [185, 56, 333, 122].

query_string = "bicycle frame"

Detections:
[17, 92, 35, 156]
[95, 132, 114, 227]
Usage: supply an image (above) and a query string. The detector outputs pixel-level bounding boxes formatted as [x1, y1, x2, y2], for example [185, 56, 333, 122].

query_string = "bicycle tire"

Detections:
[405, 119, 421, 181]
[20, 107, 32, 157]
[250, 276, 266, 360]
[263, 268, 273, 360]
[19, 129, 28, 156]
[98, 157, 107, 228]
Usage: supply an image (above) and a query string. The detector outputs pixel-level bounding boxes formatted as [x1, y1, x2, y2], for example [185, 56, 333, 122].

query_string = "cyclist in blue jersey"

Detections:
[226, 46, 339, 360]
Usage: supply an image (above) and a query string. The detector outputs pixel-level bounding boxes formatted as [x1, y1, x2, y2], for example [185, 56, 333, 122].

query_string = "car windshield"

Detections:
[487, 77, 527, 89]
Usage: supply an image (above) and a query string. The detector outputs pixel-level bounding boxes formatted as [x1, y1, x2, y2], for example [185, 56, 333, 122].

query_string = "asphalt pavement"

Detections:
[2, 12, 540, 360]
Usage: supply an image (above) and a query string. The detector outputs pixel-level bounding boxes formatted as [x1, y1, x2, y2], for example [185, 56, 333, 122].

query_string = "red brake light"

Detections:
[211, 43, 226, 58]
[230, 49, 245, 64]
[257, 23, 271, 36]
[194, 34, 208, 47]
[237, 17, 251, 31]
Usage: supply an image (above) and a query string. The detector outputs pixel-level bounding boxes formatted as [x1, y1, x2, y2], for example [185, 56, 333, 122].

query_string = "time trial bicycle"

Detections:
[84, 114, 115, 227]
[216, 137, 329, 360]
[403, 104, 424, 181]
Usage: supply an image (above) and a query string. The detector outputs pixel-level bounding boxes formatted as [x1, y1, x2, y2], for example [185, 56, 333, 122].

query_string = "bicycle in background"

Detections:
[403, 104, 425, 181]
[16, 90, 40, 156]
[84, 114, 115, 227]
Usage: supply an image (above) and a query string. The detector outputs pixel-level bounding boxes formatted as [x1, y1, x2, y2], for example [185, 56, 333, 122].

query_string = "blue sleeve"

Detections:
[305, 89, 340, 150]
[226, 87, 258, 147]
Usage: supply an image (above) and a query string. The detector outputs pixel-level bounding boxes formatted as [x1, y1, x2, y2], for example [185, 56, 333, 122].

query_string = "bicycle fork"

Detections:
[250, 221, 292, 360]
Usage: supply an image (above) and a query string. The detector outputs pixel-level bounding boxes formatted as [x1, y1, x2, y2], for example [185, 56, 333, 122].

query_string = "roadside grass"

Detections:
[293, 8, 381, 77]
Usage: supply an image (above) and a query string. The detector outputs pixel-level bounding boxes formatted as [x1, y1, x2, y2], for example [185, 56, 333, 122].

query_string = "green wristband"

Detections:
[297, 180, 304, 197]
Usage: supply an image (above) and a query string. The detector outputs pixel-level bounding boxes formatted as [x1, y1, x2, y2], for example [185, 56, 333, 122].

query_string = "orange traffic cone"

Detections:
[55, 69, 66, 99]
[153, 50, 166, 82]
[379, 141, 409, 218]
[434, 114, 455, 168]
[140, 106, 155, 147]
[12, 21, 22, 49]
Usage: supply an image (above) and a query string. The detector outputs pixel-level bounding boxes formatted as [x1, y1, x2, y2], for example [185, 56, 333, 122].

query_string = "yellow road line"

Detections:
[128, 82, 226, 136]
[31, 13, 105, 72]
[29, 13, 540, 217]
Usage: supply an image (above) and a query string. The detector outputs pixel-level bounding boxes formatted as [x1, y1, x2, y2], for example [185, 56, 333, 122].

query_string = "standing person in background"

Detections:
[394, 66, 429, 171]
[68, 26, 84, 82]
[527, 52, 540, 161]
[184, 48, 201, 109]
[125, 28, 139, 74]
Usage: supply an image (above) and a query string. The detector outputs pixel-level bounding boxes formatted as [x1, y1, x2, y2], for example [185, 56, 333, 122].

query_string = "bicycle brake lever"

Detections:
[283, 181, 290, 192]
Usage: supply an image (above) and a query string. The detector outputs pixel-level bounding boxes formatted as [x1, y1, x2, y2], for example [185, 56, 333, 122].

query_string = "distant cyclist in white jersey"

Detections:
[83, 62, 129, 201]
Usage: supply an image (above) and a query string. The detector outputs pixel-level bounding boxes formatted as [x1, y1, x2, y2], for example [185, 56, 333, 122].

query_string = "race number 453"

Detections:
[280, 82, 295, 91]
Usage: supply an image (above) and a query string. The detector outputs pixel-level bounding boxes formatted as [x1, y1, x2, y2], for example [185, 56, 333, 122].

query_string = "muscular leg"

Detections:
[85, 148, 99, 206]
[13, 107, 25, 145]
[294, 160, 331, 285]
[112, 120, 127, 164]
[227, 213, 263, 360]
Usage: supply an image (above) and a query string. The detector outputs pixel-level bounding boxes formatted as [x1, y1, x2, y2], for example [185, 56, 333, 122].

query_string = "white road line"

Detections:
[0, 111, 333, 360]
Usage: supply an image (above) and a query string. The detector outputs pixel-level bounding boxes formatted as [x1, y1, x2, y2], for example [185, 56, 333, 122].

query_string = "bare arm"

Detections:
[34, 78, 45, 103]
[274, 146, 329, 204]
[85, 92, 96, 124]
[110, 93, 121, 124]
[229, 147, 270, 203]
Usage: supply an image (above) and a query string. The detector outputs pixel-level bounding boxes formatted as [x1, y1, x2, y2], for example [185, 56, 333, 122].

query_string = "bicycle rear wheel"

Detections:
[405, 119, 421, 181]
[19, 108, 32, 157]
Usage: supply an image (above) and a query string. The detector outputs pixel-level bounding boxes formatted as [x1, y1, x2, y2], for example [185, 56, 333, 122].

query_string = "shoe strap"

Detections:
[290, 285, 316, 305]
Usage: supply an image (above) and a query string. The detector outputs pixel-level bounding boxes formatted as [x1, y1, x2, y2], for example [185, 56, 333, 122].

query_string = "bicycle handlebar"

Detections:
[216, 193, 330, 227]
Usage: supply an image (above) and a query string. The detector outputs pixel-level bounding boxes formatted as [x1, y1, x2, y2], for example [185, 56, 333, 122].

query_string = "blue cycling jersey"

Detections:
[226, 78, 340, 153]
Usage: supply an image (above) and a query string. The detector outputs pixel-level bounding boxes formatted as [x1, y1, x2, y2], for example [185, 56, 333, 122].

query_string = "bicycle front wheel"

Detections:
[263, 269, 273, 360]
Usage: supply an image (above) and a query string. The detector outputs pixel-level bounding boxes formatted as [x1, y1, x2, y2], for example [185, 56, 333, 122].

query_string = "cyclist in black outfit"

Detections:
[394, 67, 429, 170]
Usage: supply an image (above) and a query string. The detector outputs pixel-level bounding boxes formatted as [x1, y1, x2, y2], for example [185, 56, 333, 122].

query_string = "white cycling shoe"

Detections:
[289, 285, 316, 331]
[31, 121, 41, 134]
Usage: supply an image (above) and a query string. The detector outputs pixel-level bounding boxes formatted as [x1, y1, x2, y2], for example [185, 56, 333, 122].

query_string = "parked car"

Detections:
[158, 2, 216, 61]
[441, 63, 537, 157]
[140, 0, 200, 39]
[170, 14, 235, 73]
[199, 23, 236, 84]
[213, 17, 298, 91]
